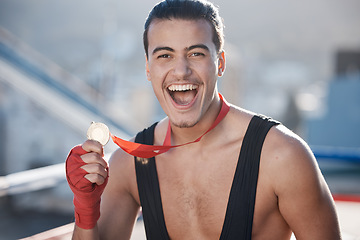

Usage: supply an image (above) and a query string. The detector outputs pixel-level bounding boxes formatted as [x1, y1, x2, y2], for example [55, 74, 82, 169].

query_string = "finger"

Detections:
[81, 163, 108, 179]
[81, 152, 108, 169]
[82, 139, 104, 156]
[84, 173, 107, 185]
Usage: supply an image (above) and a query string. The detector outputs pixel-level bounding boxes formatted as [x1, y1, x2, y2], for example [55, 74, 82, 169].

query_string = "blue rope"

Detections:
[311, 146, 360, 163]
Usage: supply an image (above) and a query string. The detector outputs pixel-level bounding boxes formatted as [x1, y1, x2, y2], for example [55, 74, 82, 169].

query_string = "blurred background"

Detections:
[0, 0, 359, 239]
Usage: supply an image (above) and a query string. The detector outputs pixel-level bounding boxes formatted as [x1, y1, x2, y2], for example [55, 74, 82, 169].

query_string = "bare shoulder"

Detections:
[109, 145, 135, 171]
[269, 124, 313, 154]
[260, 123, 341, 239]
[265, 123, 310, 154]
[262, 124, 320, 184]
[225, 104, 255, 137]
[261, 124, 324, 196]
[106, 140, 138, 198]
[228, 106, 314, 168]
[227, 106, 321, 191]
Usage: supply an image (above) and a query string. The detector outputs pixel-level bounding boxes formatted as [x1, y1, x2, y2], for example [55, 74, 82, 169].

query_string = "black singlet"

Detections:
[134, 115, 280, 240]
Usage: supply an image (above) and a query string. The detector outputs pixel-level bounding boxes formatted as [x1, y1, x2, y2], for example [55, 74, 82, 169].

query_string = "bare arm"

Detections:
[269, 126, 341, 239]
[98, 149, 140, 239]
[72, 225, 100, 240]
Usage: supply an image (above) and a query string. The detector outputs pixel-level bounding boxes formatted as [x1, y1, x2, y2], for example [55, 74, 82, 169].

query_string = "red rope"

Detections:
[333, 194, 360, 202]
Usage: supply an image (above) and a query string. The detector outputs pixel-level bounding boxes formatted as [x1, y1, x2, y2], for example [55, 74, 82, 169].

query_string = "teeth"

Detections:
[168, 84, 198, 92]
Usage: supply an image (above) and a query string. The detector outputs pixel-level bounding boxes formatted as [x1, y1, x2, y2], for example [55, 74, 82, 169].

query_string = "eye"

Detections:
[190, 52, 205, 57]
[157, 54, 171, 59]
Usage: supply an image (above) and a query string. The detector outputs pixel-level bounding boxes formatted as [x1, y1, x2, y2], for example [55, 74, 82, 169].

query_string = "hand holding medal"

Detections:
[65, 123, 111, 229]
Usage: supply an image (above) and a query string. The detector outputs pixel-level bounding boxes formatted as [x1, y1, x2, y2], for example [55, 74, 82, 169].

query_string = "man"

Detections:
[66, 0, 341, 239]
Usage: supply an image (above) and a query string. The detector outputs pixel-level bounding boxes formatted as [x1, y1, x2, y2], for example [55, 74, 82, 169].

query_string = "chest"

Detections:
[147, 142, 278, 239]
[132, 117, 281, 239]
[154, 144, 239, 238]
[163, 149, 236, 198]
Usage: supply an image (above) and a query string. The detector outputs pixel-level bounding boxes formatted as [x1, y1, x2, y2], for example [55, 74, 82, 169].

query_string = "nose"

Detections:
[172, 57, 191, 79]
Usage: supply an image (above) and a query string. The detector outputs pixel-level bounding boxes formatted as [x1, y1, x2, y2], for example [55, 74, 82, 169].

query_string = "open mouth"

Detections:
[168, 84, 199, 106]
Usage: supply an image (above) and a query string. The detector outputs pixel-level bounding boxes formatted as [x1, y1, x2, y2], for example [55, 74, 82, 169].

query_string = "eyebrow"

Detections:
[151, 44, 210, 56]
[187, 44, 210, 52]
[152, 46, 174, 55]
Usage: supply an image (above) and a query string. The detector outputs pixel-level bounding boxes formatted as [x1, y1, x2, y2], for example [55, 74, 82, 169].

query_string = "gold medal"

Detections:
[87, 122, 110, 146]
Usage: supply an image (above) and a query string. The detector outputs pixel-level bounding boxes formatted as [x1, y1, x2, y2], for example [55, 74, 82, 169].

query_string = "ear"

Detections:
[217, 51, 225, 77]
[145, 55, 151, 81]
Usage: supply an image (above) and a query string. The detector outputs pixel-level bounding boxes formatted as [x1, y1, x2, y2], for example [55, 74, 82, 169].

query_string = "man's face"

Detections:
[146, 19, 225, 128]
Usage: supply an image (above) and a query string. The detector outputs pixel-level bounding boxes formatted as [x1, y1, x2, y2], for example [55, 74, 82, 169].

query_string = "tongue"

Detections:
[172, 90, 196, 105]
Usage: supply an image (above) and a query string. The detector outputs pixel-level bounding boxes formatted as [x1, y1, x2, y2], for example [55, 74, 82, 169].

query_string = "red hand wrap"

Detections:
[66, 145, 108, 229]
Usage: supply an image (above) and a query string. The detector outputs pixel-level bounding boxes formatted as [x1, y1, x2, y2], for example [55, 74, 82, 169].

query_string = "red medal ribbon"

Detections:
[111, 93, 230, 158]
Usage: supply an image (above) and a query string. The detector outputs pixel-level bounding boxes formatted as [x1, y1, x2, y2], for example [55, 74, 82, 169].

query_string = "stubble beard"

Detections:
[172, 118, 200, 129]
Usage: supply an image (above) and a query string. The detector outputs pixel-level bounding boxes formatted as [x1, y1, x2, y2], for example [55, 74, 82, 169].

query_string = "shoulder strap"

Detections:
[220, 115, 280, 240]
[134, 123, 170, 240]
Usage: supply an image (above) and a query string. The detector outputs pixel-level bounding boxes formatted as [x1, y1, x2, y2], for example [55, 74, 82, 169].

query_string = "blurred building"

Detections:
[306, 51, 360, 148]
